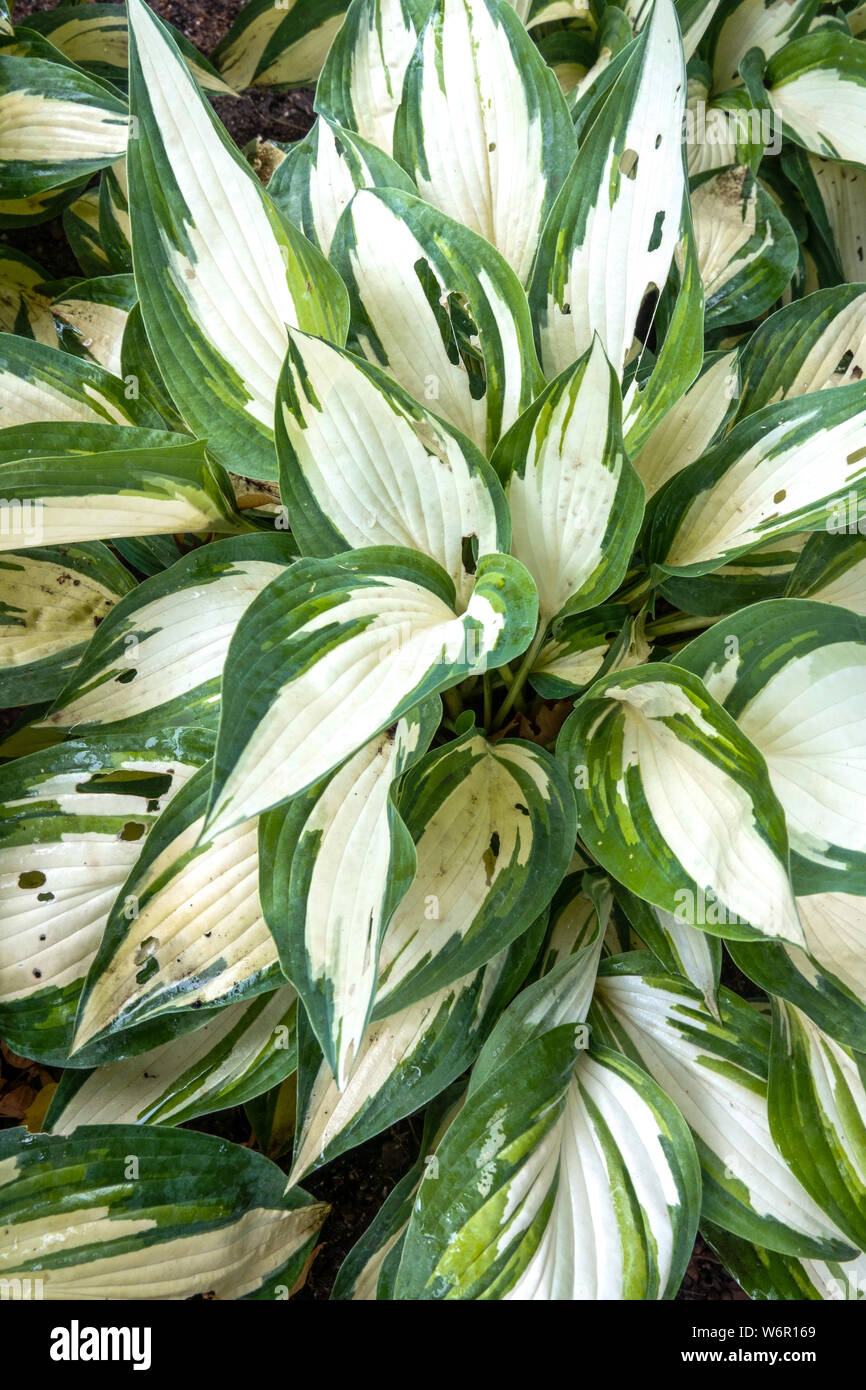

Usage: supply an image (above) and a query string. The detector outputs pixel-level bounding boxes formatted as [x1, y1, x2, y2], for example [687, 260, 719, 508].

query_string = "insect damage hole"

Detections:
[620, 149, 639, 180]
[18, 871, 46, 889]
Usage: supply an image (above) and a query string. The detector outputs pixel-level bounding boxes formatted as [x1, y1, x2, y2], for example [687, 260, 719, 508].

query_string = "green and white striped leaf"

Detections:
[0, 178, 88, 233]
[0, 541, 134, 707]
[0, 335, 162, 430]
[289, 925, 538, 1180]
[528, 0, 686, 379]
[0, 52, 128, 198]
[0, 1124, 326, 1300]
[245, 1075, 298, 1160]
[613, 880, 722, 1018]
[393, 0, 575, 285]
[620, 198, 706, 457]
[205, 548, 538, 835]
[592, 960, 857, 1259]
[329, 186, 544, 453]
[626, 0, 720, 60]
[491, 338, 644, 625]
[788, 155, 866, 285]
[528, 604, 636, 700]
[704, 1221, 866, 1301]
[470, 884, 607, 1092]
[787, 531, 866, 615]
[657, 532, 808, 618]
[331, 1084, 463, 1300]
[536, 866, 612, 976]
[730, 890, 866, 1052]
[275, 326, 509, 608]
[769, 1000, 866, 1249]
[267, 115, 415, 256]
[691, 167, 798, 329]
[0, 729, 209, 1064]
[648, 379, 866, 575]
[675, 599, 866, 894]
[211, 0, 349, 91]
[316, 0, 436, 154]
[557, 663, 804, 946]
[735, 286, 866, 421]
[62, 186, 111, 277]
[51, 272, 136, 376]
[394, 1026, 701, 1299]
[710, 0, 817, 92]
[633, 350, 737, 500]
[22, 4, 238, 94]
[97, 156, 131, 272]
[0, 436, 240, 554]
[373, 728, 576, 1013]
[125, 0, 348, 483]
[47, 985, 298, 1132]
[41, 533, 295, 734]
[0, 247, 56, 345]
[259, 699, 439, 1088]
[72, 761, 282, 1057]
[762, 31, 866, 164]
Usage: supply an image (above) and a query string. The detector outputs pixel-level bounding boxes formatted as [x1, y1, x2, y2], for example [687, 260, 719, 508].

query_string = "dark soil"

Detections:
[3, 0, 743, 1304]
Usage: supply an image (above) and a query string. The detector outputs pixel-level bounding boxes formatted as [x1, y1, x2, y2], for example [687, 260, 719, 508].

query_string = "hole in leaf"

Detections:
[773, 489, 787, 504]
[37, 892, 54, 902]
[647, 210, 665, 253]
[848, 446, 866, 468]
[119, 821, 146, 842]
[18, 871, 46, 889]
[620, 148, 639, 180]
[115, 669, 137, 684]
[461, 534, 478, 575]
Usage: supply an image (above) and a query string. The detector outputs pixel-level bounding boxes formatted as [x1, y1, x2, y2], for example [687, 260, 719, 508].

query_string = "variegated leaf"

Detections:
[331, 1085, 463, 1300]
[0, 1124, 326, 1300]
[613, 880, 722, 1018]
[0, 335, 162, 429]
[275, 326, 509, 608]
[0, 52, 128, 198]
[675, 599, 866, 894]
[0, 541, 134, 706]
[0, 729, 209, 1064]
[0, 436, 240, 554]
[330, 186, 544, 454]
[649, 380, 866, 575]
[557, 663, 805, 946]
[289, 926, 539, 1180]
[393, 0, 575, 285]
[316, 0, 435, 155]
[735, 285, 866, 420]
[731, 890, 866, 1052]
[206, 548, 538, 835]
[787, 531, 866, 616]
[592, 960, 857, 1259]
[528, 604, 635, 701]
[373, 727, 576, 1012]
[47, 985, 298, 1132]
[97, 156, 131, 272]
[528, 0, 686, 379]
[710, 0, 817, 92]
[394, 1024, 701, 1299]
[704, 1221, 866, 1301]
[691, 166, 798, 329]
[41, 533, 295, 734]
[126, 0, 348, 482]
[633, 350, 737, 500]
[212, 0, 349, 91]
[72, 762, 283, 1057]
[0, 246, 56, 345]
[761, 30, 866, 164]
[491, 337, 643, 625]
[769, 999, 866, 1249]
[51, 272, 136, 376]
[267, 115, 415, 256]
[62, 186, 111, 277]
[259, 699, 439, 1088]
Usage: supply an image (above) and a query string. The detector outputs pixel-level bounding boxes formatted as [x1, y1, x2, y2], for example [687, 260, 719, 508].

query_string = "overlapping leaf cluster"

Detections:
[0, 0, 865, 1302]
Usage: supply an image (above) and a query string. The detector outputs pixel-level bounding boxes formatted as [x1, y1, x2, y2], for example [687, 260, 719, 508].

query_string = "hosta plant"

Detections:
[0, 0, 866, 1303]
